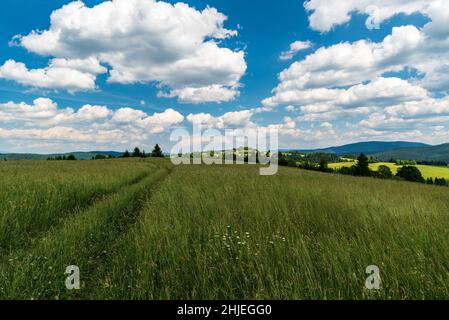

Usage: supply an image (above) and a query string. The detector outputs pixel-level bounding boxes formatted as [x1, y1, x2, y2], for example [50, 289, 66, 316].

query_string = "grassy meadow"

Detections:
[0, 158, 448, 299]
[330, 161, 449, 180]
[0, 159, 157, 254]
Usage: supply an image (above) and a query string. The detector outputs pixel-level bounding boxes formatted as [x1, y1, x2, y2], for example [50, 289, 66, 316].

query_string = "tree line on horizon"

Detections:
[122, 144, 164, 159]
[46, 144, 165, 161]
[47, 154, 77, 161]
[278, 152, 449, 187]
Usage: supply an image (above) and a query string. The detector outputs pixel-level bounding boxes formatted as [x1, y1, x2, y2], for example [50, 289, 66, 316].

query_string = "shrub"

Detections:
[376, 165, 393, 179]
[151, 144, 164, 158]
[396, 159, 417, 166]
[396, 166, 425, 183]
[354, 154, 372, 177]
[337, 166, 356, 176]
[133, 147, 142, 158]
[434, 178, 449, 186]
[94, 154, 107, 160]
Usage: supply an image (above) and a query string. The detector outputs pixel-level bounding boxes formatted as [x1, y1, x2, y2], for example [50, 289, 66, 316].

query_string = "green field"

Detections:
[330, 161, 449, 180]
[0, 159, 448, 299]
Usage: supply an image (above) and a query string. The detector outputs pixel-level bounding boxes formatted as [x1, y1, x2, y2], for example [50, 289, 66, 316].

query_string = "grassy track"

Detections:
[1, 160, 448, 299]
[0, 163, 171, 300]
[0, 159, 156, 254]
[90, 164, 449, 300]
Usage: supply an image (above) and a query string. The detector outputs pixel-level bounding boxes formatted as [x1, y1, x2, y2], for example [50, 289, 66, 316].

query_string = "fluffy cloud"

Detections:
[0, 98, 184, 151]
[261, 1, 449, 147]
[267, 26, 424, 96]
[110, 108, 149, 126]
[186, 109, 254, 129]
[0, 127, 92, 143]
[304, 0, 436, 33]
[3, 96, 443, 151]
[384, 96, 449, 118]
[144, 108, 185, 133]
[0, 59, 105, 92]
[0, 98, 336, 151]
[299, 1, 449, 92]
[50, 57, 107, 75]
[356, 96, 449, 134]
[184, 110, 339, 148]
[158, 84, 240, 104]
[279, 40, 312, 60]
[264, 77, 428, 109]
[284, 106, 296, 112]
[5, 0, 246, 102]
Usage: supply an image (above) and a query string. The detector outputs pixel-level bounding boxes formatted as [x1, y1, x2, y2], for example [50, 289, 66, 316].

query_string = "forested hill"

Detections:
[290, 141, 429, 156]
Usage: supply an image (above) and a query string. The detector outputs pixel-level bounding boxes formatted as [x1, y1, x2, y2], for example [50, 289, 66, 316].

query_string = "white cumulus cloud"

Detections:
[279, 40, 312, 60]
[304, 0, 436, 33]
[0, 98, 184, 151]
[0, 59, 104, 92]
[4, 0, 247, 102]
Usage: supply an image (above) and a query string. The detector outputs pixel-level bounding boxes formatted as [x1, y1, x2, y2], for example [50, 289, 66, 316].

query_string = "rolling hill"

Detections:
[375, 143, 449, 163]
[291, 141, 430, 156]
[1, 159, 448, 299]
[0, 151, 123, 160]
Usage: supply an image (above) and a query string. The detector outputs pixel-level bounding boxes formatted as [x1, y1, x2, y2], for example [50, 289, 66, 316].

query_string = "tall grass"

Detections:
[0, 160, 448, 299]
[0, 159, 154, 253]
[93, 164, 449, 300]
[0, 165, 170, 299]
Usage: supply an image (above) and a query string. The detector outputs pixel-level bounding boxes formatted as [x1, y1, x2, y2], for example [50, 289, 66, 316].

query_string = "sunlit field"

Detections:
[329, 161, 449, 180]
[1, 159, 448, 299]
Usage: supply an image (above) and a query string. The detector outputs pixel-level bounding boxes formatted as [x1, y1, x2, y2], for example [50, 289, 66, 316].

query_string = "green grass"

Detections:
[0, 159, 155, 254]
[94, 165, 449, 299]
[0, 160, 171, 299]
[0, 159, 448, 299]
[330, 161, 449, 180]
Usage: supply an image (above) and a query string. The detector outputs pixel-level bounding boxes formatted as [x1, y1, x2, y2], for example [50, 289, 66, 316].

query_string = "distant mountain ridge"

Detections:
[375, 143, 449, 163]
[3, 141, 449, 162]
[289, 141, 430, 156]
[0, 151, 123, 160]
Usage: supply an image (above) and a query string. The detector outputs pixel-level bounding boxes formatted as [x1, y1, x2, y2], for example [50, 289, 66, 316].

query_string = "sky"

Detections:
[0, 0, 449, 153]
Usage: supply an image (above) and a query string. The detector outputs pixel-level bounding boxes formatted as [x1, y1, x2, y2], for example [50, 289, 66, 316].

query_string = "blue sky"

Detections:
[0, 0, 448, 153]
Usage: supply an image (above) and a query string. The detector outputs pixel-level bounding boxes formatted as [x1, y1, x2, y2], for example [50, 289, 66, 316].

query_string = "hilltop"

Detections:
[0, 151, 123, 160]
[290, 141, 429, 156]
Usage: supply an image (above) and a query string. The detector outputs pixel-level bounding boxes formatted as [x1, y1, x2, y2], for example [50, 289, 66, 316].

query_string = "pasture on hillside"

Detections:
[330, 161, 449, 180]
[0, 158, 448, 299]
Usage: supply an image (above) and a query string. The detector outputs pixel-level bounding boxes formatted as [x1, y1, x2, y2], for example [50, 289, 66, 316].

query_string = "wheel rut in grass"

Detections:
[0, 163, 158, 255]
[78, 165, 174, 299]
[0, 164, 173, 299]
